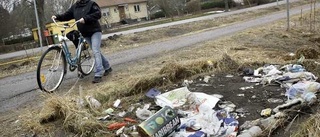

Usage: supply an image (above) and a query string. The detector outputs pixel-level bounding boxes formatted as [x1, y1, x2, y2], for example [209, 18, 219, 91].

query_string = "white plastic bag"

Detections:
[155, 87, 191, 108]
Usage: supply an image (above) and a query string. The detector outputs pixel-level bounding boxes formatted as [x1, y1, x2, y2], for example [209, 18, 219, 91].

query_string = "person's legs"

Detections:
[85, 32, 109, 82]
[93, 33, 111, 74]
[101, 53, 110, 70]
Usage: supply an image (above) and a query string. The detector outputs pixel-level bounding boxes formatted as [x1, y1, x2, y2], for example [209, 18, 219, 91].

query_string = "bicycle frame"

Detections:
[60, 35, 85, 67]
[51, 19, 85, 67]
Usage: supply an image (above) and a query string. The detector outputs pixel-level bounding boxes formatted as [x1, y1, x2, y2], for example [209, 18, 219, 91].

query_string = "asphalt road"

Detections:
[0, 1, 319, 113]
[0, 0, 298, 60]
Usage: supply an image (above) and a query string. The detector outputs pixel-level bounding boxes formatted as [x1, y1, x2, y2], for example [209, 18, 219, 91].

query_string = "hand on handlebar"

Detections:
[51, 15, 82, 28]
[51, 15, 57, 20]
[79, 18, 85, 24]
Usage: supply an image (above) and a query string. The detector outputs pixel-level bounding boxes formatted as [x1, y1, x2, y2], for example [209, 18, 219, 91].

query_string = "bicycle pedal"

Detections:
[69, 65, 77, 71]
[78, 73, 84, 78]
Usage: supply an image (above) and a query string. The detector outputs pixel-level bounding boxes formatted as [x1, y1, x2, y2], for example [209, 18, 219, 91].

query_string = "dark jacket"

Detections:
[55, 0, 102, 37]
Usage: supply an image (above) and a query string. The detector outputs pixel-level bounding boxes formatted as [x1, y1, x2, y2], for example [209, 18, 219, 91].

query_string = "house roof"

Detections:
[96, 0, 148, 7]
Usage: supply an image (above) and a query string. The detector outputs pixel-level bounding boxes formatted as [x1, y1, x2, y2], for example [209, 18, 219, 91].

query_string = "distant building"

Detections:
[96, 0, 148, 27]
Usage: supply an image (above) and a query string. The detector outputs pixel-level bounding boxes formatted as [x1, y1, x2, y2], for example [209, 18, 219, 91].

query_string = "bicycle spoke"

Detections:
[78, 44, 95, 76]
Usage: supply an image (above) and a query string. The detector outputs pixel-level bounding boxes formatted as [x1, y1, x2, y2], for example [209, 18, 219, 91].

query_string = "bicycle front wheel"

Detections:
[37, 47, 66, 92]
[78, 43, 95, 76]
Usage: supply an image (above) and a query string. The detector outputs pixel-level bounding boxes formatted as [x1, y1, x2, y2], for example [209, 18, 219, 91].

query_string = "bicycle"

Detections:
[36, 19, 95, 92]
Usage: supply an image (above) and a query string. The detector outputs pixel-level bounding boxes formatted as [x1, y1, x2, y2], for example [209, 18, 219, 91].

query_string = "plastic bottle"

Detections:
[113, 99, 121, 108]
[135, 104, 153, 120]
[237, 126, 262, 137]
[86, 96, 101, 109]
[302, 92, 317, 104]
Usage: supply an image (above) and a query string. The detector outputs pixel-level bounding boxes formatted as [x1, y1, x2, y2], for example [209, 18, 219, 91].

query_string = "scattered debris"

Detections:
[103, 108, 114, 115]
[237, 94, 245, 97]
[267, 98, 283, 103]
[145, 88, 161, 98]
[260, 108, 272, 117]
[113, 99, 121, 108]
[108, 34, 121, 41]
[203, 76, 211, 83]
[182, 80, 193, 87]
[85, 96, 101, 109]
[137, 106, 180, 137]
[239, 86, 254, 90]
[135, 104, 153, 120]
[225, 74, 234, 78]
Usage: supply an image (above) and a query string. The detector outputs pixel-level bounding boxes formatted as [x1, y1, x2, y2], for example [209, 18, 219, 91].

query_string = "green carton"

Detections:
[137, 106, 180, 137]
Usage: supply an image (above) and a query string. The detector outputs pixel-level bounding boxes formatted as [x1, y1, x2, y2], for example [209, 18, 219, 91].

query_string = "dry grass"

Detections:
[291, 113, 320, 137]
[215, 53, 239, 73]
[22, 94, 106, 136]
[0, 57, 38, 78]
[295, 46, 319, 59]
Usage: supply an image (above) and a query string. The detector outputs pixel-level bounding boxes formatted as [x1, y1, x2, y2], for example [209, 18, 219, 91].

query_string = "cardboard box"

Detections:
[137, 106, 180, 137]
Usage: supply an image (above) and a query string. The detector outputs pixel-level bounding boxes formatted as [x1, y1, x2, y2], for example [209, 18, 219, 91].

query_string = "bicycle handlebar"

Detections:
[52, 18, 80, 28]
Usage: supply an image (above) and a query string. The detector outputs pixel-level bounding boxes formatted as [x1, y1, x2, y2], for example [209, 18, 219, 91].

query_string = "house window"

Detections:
[103, 12, 110, 16]
[102, 8, 110, 17]
[134, 4, 140, 12]
[114, 8, 117, 13]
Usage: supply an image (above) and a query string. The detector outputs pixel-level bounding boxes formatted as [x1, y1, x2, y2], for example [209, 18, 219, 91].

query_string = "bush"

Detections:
[244, 0, 274, 5]
[150, 11, 166, 20]
[201, 0, 235, 10]
[0, 41, 37, 54]
[201, 1, 225, 9]
[4, 36, 33, 45]
[257, 0, 273, 5]
[186, 0, 202, 13]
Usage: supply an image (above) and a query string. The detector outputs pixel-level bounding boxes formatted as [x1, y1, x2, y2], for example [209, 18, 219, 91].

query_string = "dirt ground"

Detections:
[185, 72, 320, 137]
[1, 1, 320, 137]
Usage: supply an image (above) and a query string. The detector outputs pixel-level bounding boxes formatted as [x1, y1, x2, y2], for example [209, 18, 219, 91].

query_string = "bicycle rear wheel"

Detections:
[37, 47, 66, 92]
[78, 43, 95, 76]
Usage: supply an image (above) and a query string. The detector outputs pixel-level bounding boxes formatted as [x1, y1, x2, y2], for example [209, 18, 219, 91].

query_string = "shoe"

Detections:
[92, 77, 102, 83]
[104, 67, 113, 76]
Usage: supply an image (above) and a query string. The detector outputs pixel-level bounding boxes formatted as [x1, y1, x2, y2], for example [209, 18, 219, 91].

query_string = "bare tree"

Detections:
[45, 0, 73, 22]
[0, 0, 73, 46]
[153, 0, 187, 20]
[185, 0, 201, 14]
[0, 0, 17, 11]
[0, 5, 10, 41]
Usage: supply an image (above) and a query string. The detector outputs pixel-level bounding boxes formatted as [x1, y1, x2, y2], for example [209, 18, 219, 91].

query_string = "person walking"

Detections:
[52, 0, 112, 83]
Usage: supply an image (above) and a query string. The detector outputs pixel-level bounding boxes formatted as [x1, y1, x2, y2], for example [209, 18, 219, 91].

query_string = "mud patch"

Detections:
[166, 27, 189, 37]
[188, 73, 286, 124]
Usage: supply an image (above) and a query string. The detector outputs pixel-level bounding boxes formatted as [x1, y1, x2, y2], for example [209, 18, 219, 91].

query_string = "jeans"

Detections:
[85, 32, 110, 77]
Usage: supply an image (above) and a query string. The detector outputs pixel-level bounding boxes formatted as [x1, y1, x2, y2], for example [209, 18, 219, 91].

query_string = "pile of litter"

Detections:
[238, 63, 320, 136]
[242, 64, 319, 105]
[89, 87, 238, 137]
[82, 63, 319, 137]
